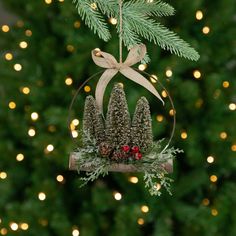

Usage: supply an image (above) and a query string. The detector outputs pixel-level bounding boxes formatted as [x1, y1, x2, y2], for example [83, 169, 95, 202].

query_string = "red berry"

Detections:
[131, 146, 139, 153]
[135, 153, 142, 160]
[121, 145, 130, 152]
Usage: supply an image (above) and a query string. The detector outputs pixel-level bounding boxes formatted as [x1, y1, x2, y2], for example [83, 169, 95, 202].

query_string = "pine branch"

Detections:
[125, 0, 175, 17]
[123, 8, 200, 61]
[73, 0, 111, 41]
[94, 0, 117, 16]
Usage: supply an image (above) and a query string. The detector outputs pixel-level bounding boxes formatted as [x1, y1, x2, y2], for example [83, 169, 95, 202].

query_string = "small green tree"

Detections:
[106, 84, 131, 148]
[83, 95, 105, 144]
[131, 97, 153, 152]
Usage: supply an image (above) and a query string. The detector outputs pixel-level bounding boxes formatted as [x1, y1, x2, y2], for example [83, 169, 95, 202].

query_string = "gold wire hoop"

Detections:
[67, 70, 176, 153]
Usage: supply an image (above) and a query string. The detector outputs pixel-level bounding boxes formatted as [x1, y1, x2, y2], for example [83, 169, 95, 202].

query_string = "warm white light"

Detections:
[38, 192, 46, 201]
[31, 112, 39, 121]
[72, 229, 80, 236]
[28, 128, 36, 137]
[141, 205, 149, 213]
[45, 0, 52, 4]
[165, 69, 173, 77]
[196, 10, 203, 20]
[210, 175, 217, 183]
[19, 41, 28, 49]
[181, 131, 188, 139]
[84, 85, 91, 92]
[5, 52, 13, 60]
[65, 77, 73, 86]
[20, 223, 29, 230]
[202, 26, 210, 34]
[150, 74, 158, 83]
[156, 183, 161, 191]
[113, 192, 122, 200]
[22, 87, 30, 94]
[193, 70, 201, 79]
[72, 119, 79, 126]
[109, 18, 117, 25]
[9, 101, 16, 109]
[16, 153, 24, 161]
[207, 156, 214, 163]
[138, 64, 147, 71]
[137, 218, 144, 225]
[14, 63, 22, 71]
[1, 25, 10, 32]
[10, 222, 18, 231]
[0, 172, 7, 179]
[46, 144, 54, 152]
[229, 103, 236, 111]
[72, 130, 79, 138]
[129, 176, 138, 184]
[156, 115, 164, 122]
[56, 175, 64, 182]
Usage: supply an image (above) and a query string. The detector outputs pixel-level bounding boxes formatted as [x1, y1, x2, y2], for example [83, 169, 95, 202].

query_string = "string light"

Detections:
[20, 223, 29, 230]
[141, 205, 149, 213]
[220, 132, 227, 139]
[193, 70, 201, 79]
[28, 128, 36, 137]
[16, 20, 24, 27]
[72, 119, 79, 126]
[25, 29, 32, 37]
[181, 131, 188, 139]
[45, 0, 52, 4]
[195, 98, 203, 108]
[67, 45, 75, 52]
[48, 125, 56, 132]
[38, 192, 46, 201]
[21, 86, 30, 94]
[19, 41, 28, 49]
[229, 103, 236, 111]
[84, 85, 91, 92]
[14, 63, 22, 71]
[196, 10, 203, 20]
[202, 198, 210, 206]
[169, 109, 176, 116]
[165, 69, 173, 77]
[16, 153, 24, 162]
[39, 219, 48, 226]
[90, 3, 97, 10]
[156, 183, 161, 191]
[161, 90, 167, 98]
[72, 228, 80, 236]
[231, 144, 236, 152]
[202, 26, 210, 34]
[156, 115, 164, 122]
[72, 130, 79, 138]
[207, 156, 214, 163]
[46, 144, 54, 152]
[0, 228, 7, 235]
[129, 176, 139, 184]
[31, 112, 39, 121]
[113, 192, 122, 200]
[210, 175, 217, 183]
[211, 208, 218, 216]
[65, 77, 73, 86]
[74, 21, 81, 28]
[109, 18, 118, 25]
[222, 81, 230, 88]
[10, 222, 18, 231]
[58, 0, 64, 2]
[138, 64, 147, 71]
[1, 25, 10, 32]
[9, 101, 16, 109]
[56, 175, 64, 183]
[150, 74, 158, 83]
[5, 52, 13, 60]
[0, 172, 7, 179]
[137, 218, 145, 225]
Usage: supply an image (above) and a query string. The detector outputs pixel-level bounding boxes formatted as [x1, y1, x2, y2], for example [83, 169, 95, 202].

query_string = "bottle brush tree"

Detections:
[131, 96, 153, 153]
[82, 95, 105, 144]
[105, 84, 131, 148]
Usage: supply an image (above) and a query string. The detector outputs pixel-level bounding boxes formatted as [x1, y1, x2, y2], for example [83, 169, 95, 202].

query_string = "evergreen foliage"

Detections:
[83, 95, 105, 144]
[73, 0, 200, 61]
[131, 97, 153, 153]
[105, 84, 131, 148]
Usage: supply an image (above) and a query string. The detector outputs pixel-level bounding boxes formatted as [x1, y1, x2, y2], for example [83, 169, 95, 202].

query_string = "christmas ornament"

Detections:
[69, 0, 199, 196]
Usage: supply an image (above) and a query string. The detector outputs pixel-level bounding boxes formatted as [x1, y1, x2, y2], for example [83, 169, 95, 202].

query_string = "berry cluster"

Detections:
[121, 145, 142, 160]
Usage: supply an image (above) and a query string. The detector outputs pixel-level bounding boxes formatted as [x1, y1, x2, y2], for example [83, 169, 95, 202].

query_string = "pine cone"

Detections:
[111, 150, 123, 161]
[99, 142, 113, 158]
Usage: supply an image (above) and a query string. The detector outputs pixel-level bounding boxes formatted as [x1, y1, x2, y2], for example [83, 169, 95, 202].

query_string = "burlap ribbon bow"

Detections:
[91, 44, 164, 113]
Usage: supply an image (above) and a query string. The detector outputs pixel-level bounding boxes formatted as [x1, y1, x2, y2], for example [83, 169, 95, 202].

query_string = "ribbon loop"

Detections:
[91, 44, 164, 113]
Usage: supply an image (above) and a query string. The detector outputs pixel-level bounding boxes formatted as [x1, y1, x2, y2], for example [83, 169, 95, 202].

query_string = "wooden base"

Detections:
[69, 152, 173, 173]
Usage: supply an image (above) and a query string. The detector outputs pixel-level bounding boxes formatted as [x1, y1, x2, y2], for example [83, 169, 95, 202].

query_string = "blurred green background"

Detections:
[0, 0, 236, 235]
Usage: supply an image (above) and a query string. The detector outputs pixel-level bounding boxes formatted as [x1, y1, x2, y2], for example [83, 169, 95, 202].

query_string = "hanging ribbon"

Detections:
[91, 44, 164, 113]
